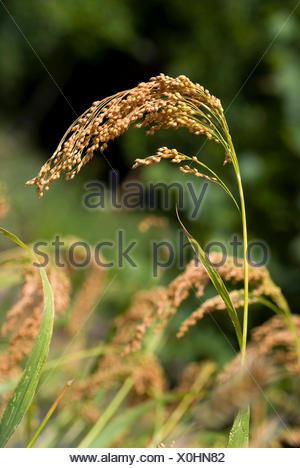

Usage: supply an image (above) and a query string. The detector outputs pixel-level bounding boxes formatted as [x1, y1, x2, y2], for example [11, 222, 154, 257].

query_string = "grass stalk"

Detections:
[78, 377, 133, 448]
[226, 135, 249, 366]
[26, 380, 73, 448]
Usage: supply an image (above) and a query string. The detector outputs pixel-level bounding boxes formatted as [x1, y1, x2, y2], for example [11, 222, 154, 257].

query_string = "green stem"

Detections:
[224, 137, 250, 447]
[78, 377, 133, 448]
[228, 139, 249, 366]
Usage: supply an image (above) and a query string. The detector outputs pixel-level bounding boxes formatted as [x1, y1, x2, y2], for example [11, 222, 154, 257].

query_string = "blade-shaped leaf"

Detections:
[175, 210, 242, 349]
[227, 406, 250, 447]
[0, 227, 54, 447]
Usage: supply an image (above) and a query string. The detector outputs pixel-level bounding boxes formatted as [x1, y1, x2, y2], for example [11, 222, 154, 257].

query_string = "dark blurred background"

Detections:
[0, 0, 300, 365]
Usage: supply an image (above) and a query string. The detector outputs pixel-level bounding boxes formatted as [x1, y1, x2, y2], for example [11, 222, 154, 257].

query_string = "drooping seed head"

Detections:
[26, 74, 230, 197]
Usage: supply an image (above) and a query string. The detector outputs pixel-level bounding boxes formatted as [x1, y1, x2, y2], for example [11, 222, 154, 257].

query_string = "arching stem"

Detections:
[227, 137, 248, 366]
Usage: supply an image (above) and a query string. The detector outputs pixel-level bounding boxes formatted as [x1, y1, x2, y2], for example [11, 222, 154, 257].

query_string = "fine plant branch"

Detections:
[26, 380, 73, 448]
[174, 153, 240, 212]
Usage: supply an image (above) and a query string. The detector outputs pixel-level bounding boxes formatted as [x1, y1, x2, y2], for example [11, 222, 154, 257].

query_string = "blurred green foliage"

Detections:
[0, 1, 300, 439]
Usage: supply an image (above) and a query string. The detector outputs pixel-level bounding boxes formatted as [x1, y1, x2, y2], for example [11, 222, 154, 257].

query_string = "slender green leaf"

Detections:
[0, 228, 54, 447]
[175, 210, 242, 349]
[227, 406, 250, 447]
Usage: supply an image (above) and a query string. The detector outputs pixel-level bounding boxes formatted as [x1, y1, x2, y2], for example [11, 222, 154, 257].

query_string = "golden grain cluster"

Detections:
[26, 74, 227, 197]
